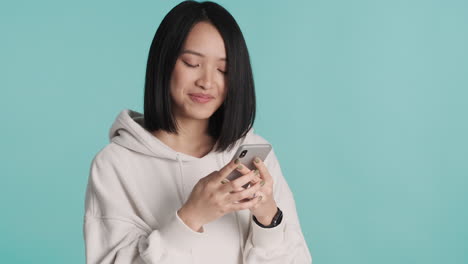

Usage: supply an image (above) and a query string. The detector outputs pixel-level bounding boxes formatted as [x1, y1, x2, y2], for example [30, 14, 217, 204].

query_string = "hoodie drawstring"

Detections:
[175, 153, 187, 205]
[218, 152, 245, 259]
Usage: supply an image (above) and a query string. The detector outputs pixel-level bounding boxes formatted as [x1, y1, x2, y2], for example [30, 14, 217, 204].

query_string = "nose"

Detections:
[195, 67, 214, 90]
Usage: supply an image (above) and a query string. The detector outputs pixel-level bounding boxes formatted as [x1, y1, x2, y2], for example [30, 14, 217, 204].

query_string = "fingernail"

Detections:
[254, 169, 259, 176]
[221, 179, 230, 184]
[260, 180, 265, 186]
[234, 158, 240, 164]
[254, 157, 260, 163]
[237, 165, 243, 170]
[258, 195, 263, 201]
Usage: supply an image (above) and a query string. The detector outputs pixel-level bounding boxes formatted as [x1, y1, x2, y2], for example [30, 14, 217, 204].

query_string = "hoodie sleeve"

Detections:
[83, 150, 204, 264]
[243, 150, 312, 264]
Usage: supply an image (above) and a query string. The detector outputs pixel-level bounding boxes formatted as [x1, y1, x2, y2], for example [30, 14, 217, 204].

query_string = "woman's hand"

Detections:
[236, 158, 278, 226]
[177, 159, 264, 232]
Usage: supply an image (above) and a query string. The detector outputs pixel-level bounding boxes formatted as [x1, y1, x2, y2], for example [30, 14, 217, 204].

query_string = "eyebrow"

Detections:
[181, 49, 226, 61]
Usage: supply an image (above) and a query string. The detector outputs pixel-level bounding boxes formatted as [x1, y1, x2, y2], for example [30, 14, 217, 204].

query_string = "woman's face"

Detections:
[169, 21, 227, 123]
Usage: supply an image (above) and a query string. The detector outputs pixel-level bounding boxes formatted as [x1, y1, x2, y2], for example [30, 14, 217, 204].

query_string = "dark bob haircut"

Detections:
[143, 0, 256, 152]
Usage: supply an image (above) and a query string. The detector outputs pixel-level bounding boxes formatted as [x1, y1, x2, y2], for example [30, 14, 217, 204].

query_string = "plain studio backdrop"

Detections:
[1, 0, 467, 263]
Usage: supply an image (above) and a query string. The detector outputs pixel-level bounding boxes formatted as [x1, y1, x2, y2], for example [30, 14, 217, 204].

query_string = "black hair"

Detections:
[143, 0, 256, 152]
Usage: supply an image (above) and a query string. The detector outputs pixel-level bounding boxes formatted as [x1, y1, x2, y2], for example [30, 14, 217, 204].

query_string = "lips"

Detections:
[189, 93, 214, 104]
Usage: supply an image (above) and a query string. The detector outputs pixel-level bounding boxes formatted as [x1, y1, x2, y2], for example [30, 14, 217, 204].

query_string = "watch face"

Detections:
[271, 207, 283, 227]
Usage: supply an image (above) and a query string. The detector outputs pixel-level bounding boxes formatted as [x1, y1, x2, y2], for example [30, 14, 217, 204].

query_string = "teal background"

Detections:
[1, 0, 467, 263]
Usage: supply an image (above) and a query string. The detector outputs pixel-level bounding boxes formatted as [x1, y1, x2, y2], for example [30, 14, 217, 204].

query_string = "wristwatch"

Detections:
[253, 207, 283, 228]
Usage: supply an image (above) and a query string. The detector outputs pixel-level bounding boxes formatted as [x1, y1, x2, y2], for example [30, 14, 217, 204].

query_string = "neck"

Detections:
[152, 117, 215, 158]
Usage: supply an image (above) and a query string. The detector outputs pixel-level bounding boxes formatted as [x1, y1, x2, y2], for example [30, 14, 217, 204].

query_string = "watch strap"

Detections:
[253, 207, 283, 228]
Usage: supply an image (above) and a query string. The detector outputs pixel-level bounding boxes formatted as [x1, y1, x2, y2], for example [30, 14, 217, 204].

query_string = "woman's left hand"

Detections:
[235, 158, 278, 226]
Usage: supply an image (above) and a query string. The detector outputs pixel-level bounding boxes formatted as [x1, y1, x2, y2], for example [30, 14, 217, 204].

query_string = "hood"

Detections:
[109, 109, 252, 162]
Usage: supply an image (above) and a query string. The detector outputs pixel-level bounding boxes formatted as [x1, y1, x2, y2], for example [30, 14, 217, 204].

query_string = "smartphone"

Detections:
[226, 144, 272, 185]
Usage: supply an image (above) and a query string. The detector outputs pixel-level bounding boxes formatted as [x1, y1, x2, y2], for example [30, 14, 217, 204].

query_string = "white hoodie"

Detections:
[83, 109, 312, 264]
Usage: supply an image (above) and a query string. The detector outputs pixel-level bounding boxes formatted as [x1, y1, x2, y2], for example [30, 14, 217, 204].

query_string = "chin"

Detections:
[184, 108, 217, 120]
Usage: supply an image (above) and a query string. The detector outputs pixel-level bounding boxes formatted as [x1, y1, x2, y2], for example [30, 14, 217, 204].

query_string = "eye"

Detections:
[218, 69, 227, 75]
[182, 60, 199, 68]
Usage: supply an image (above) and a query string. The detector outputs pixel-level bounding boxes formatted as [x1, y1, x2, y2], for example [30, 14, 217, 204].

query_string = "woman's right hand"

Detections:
[177, 159, 263, 232]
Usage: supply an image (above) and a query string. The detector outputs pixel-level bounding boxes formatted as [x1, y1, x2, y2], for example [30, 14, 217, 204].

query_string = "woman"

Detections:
[83, 1, 312, 263]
